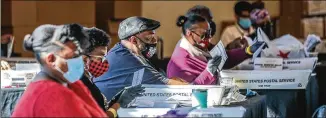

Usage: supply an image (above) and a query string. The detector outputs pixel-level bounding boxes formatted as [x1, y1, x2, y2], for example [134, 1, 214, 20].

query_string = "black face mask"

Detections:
[141, 43, 157, 59]
[136, 37, 157, 59]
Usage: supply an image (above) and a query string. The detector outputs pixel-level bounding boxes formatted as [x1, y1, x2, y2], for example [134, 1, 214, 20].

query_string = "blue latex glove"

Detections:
[246, 41, 267, 55]
[251, 42, 266, 53]
[246, 88, 257, 97]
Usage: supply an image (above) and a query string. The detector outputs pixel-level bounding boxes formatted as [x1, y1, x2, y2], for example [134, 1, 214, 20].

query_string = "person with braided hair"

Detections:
[167, 14, 264, 85]
[185, 5, 217, 51]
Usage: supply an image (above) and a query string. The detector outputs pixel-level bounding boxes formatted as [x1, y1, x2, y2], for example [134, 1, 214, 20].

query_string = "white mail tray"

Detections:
[220, 70, 312, 89]
[133, 85, 234, 107]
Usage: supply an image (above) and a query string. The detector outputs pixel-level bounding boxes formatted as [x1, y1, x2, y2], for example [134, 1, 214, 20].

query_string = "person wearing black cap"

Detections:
[94, 16, 188, 101]
[81, 27, 145, 117]
[12, 24, 107, 117]
[220, 1, 255, 50]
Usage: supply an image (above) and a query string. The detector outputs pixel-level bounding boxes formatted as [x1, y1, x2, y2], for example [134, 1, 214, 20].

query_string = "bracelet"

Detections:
[246, 46, 253, 55]
[108, 108, 117, 118]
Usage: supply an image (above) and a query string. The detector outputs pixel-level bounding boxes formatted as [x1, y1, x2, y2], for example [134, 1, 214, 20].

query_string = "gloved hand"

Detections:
[115, 85, 145, 108]
[245, 41, 266, 55]
[245, 88, 258, 97]
[206, 56, 222, 76]
[305, 34, 321, 52]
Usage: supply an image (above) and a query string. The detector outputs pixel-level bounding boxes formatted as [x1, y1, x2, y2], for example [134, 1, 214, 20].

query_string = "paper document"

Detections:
[7, 36, 14, 58]
[132, 68, 144, 86]
[210, 41, 228, 71]
[252, 42, 266, 61]
[16, 63, 41, 71]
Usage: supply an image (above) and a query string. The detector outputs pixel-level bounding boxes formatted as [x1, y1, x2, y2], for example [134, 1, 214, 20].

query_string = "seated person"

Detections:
[95, 16, 188, 101]
[81, 27, 144, 117]
[12, 24, 106, 117]
[251, 0, 274, 39]
[167, 14, 263, 85]
[220, 1, 255, 50]
[184, 5, 217, 51]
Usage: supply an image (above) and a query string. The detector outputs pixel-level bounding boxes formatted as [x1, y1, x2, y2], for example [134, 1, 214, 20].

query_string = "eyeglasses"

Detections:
[190, 29, 212, 40]
[135, 35, 158, 44]
[87, 55, 106, 62]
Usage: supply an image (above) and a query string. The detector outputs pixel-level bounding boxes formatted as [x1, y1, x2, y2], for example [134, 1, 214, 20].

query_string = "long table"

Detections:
[242, 75, 319, 118]
[0, 75, 320, 117]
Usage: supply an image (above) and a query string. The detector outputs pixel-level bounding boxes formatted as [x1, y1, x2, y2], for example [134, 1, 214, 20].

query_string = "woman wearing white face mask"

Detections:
[12, 24, 107, 117]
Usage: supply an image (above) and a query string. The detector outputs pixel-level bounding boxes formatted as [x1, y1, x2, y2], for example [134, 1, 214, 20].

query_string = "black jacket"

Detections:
[80, 74, 106, 112]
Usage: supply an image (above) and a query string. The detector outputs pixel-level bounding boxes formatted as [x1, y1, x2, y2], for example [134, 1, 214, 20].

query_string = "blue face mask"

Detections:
[239, 18, 252, 29]
[55, 56, 84, 83]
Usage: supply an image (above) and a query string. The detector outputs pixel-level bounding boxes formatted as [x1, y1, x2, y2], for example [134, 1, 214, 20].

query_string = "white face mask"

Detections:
[55, 56, 84, 83]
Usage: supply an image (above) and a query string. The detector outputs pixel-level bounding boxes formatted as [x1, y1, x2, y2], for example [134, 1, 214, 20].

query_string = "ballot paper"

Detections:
[252, 42, 266, 61]
[210, 41, 228, 71]
[1, 71, 12, 88]
[1, 70, 38, 88]
[251, 28, 270, 60]
[7, 36, 14, 58]
[16, 63, 41, 71]
[132, 68, 144, 86]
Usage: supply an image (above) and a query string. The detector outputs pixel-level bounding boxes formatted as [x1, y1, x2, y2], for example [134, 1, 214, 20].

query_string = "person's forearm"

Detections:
[223, 48, 250, 69]
[107, 103, 120, 118]
[193, 70, 217, 85]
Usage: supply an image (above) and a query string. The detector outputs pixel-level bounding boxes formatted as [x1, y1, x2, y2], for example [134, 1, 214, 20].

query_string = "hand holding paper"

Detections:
[304, 34, 321, 52]
[206, 56, 222, 76]
[209, 41, 228, 73]
[246, 41, 266, 55]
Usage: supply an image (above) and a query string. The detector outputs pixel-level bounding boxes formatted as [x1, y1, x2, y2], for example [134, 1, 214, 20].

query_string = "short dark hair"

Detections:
[84, 27, 111, 54]
[176, 14, 207, 35]
[234, 1, 252, 17]
[252, 1, 265, 9]
[185, 5, 216, 36]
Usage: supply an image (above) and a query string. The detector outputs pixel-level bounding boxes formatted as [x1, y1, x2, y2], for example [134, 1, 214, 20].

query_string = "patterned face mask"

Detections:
[87, 56, 109, 78]
[135, 36, 157, 59]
